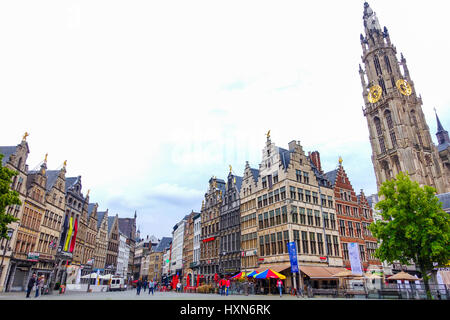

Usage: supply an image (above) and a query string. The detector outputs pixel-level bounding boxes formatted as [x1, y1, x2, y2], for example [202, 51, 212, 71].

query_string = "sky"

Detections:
[0, 0, 449, 240]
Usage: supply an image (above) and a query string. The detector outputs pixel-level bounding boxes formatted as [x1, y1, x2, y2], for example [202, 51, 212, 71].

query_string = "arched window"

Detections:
[374, 56, 382, 76]
[385, 110, 394, 130]
[374, 117, 382, 136]
[384, 55, 392, 74]
[17, 157, 23, 170]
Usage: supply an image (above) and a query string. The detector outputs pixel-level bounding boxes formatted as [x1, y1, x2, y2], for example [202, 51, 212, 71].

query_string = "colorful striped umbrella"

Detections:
[246, 270, 257, 278]
[231, 272, 246, 279]
[254, 269, 286, 279]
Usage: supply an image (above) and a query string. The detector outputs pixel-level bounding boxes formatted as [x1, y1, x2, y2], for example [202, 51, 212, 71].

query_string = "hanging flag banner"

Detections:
[348, 242, 363, 275]
[287, 242, 299, 273]
[64, 217, 74, 251]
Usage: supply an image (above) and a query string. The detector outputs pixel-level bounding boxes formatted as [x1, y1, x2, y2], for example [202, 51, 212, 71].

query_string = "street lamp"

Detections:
[0, 229, 14, 289]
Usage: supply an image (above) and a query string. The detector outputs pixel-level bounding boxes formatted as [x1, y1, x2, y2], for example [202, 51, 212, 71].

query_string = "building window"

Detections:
[258, 214, 263, 229]
[271, 234, 277, 255]
[307, 209, 313, 226]
[296, 170, 302, 182]
[291, 206, 298, 224]
[297, 188, 304, 202]
[283, 231, 289, 253]
[293, 230, 300, 254]
[359, 244, 366, 262]
[305, 190, 311, 203]
[281, 206, 287, 223]
[265, 235, 271, 256]
[280, 187, 286, 200]
[273, 173, 278, 184]
[379, 137, 386, 153]
[332, 236, 339, 256]
[314, 210, 321, 227]
[275, 208, 281, 225]
[259, 236, 264, 256]
[258, 197, 262, 208]
[299, 207, 306, 225]
[326, 235, 332, 257]
[374, 117, 382, 136]
[342, 243, 349, 260]
[269, 210, 275, 227]
[327, 196, 333, 208]
[274, 189, 280, 202]
[312, 192, 318, 205]
[321, 194, 327, 207]
[303, 172, 309, 184]
[263, 212, 269, 228]
[309, 232, 316, 255]
[323, 212, 329, 228]
[348, 221, 354, 237]
[277, 232, 283, 254]
[263, 194, 268, 206]
[355, 223, 361, 238]
[268, 192, 273, 205]
[290, 186, 296, 200]
[301, 231, 308, 254]
[262, 177, 267, 189]
[317, 233, 324, 255]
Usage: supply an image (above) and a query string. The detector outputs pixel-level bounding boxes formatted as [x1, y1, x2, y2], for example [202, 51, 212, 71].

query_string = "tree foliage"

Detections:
[369, 172, 450, 297]
[0, 153, 20, 240]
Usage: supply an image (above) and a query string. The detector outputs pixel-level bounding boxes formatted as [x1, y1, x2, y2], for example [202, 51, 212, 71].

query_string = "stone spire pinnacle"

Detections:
[363, 2, 382, 32]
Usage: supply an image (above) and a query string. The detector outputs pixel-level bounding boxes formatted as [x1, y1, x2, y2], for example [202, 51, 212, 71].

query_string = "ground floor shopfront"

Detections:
[4, 257, 56, 292]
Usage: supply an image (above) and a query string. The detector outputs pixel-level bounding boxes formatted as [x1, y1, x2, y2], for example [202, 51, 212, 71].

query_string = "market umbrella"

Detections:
[254, 269, 286, 295]
[332, 270, 363, 278]
[388, 271, 421, 281]
[231, 272, 246, 280]
[365, 272, 382, 279]
[246, 270, 257, 278]
[196, 274, 200, 287]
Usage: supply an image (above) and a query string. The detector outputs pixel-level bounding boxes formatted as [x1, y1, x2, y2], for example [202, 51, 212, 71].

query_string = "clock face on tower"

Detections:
[368, 85, 382, 103]
[396, 79, 412, 96]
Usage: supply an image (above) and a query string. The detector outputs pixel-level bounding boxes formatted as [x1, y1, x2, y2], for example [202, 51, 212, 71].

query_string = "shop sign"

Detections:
[27, 252, 40, 261]
[245, 250, 256, 256]
[202, 237, 215, 243]
[39, 253, 53, 261]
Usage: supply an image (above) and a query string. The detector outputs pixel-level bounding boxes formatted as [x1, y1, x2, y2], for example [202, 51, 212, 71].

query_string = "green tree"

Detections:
[370, 172, 450, 299]
[0, 153, 20, 240]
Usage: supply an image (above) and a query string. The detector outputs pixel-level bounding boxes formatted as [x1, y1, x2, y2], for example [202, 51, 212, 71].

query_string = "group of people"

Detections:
[219, 278, 231, 296]
[26, 273, 46, 298]
[135, 279, 156, 295]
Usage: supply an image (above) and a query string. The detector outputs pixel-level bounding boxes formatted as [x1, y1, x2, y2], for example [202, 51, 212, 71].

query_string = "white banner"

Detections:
[348, 243, 363, 275]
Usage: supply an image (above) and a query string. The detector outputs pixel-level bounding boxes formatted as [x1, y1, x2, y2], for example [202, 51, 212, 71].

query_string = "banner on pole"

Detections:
[348, 242, 363, 275]
[287, 242, 299, 273]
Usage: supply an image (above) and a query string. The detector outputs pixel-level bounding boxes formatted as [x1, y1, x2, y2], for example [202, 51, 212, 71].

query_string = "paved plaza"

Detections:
[0, 289, 341, 300]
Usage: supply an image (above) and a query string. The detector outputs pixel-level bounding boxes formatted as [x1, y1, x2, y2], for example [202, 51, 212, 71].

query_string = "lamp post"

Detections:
[86, 258, 94, 292]
[0, 229, 14, 290]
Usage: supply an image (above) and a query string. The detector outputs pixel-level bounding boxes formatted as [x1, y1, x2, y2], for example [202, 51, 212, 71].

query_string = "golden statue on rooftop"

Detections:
[266, 130, 271, 139]
[22, 132, 29, 141]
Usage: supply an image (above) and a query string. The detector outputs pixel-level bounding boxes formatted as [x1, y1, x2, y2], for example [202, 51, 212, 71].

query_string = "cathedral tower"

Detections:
[359, 2, 449, 194]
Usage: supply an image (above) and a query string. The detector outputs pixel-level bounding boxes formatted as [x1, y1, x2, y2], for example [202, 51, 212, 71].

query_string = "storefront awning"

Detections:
[255, 263, 291, 274]
[299, 266, 347, 279]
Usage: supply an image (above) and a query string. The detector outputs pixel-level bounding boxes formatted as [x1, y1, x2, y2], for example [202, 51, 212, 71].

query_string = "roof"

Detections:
[234, 175, 243, 192]
[108, 216, 116, 233]
[279, 147, 292, 170]
[250, 168, 259, 183]
[118, 217, 136, 239]
[437, 141, 450, 152]
[97, 211, 107, 228]
[65, 177, 78, 192]
[437, 192, 450, 212]
[325, 169, 338, 187]
[154, 237, 172, 252]
[0, 146, 17, 166]
[45, 170, 60, 191]
[87, 203, 96, 218]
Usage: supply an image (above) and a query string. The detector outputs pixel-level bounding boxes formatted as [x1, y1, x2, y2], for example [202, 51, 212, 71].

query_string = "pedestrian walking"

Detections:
[136, 278, 142, 295]
[35, 276, 44, 298]
[26, 273, 37, 298]
[226, 278, 231, 296]
[176, 281, 181, 293]
[148, 280, 154, 295]
[277, 279, 283, 298]
[143, 279, 148, 292]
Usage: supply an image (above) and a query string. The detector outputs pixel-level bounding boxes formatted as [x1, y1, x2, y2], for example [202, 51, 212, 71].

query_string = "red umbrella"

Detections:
[196, 274, 200, 287]
[186, 274, 190, 287]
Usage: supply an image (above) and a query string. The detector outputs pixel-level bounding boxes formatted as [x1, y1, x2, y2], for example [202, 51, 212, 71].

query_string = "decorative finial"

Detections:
[44, 153, 48, 163]
[339, 156, 343, 165]
[22, 132, 29, 141]
[87, 189, 90, 196]
[229, 165, 232, 173]
[63, 160, 67, 167]
[266, 130, 271, 140]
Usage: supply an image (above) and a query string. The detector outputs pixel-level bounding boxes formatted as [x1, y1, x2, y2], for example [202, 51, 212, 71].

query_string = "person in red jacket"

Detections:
[277, 279, 283, 297]
[226, 278, 231, 296]
[219, 278, 225, 296]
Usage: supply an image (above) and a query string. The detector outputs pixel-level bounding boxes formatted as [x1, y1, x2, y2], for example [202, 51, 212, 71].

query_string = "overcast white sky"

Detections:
[1, 0, 449, 239]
